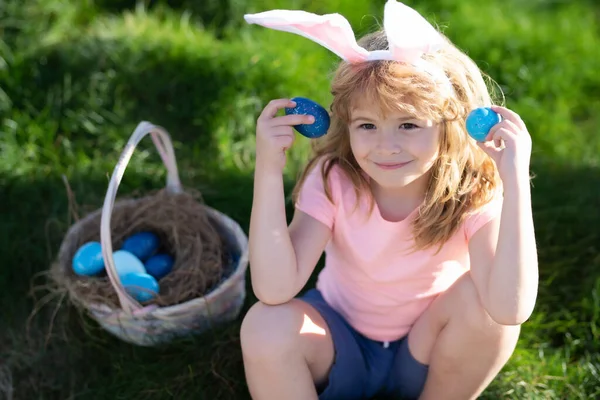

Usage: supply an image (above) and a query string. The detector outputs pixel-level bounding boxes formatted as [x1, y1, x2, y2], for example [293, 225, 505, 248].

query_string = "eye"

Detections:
[400, 123, 419, 130]
[359, 123, 376, 130]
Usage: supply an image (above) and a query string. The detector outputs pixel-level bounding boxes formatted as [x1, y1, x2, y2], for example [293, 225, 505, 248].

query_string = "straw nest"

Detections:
[49, 188, 233, 310]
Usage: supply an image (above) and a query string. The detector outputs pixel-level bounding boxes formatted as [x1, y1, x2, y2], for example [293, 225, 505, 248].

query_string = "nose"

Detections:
[376, 127, 402, 154]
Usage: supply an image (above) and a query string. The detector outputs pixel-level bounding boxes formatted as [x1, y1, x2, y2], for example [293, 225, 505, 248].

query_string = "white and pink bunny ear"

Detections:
[244, 10, 370, 63]
[383, 1, 446, 64]
[244, 0, 447, 66]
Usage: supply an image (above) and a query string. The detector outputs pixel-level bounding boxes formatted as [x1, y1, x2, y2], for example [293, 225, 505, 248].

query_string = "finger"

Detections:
[487, 128, 516, 149]
[271, 113, 314, 127]
[269, 127, 295, 140]
[256, 120, 295, 136]
[477, 141, 501, 163]
[483, 124, 503, 148]
[273, 134, 295, 150]
[259, 99, 297, 121]
[270, 126, 295, 137]
[490, 105, 527, 131]
[478, 138, 503, 154]
[485, 120, 518, 143]
[500, 118, 520, 133]
[479, 139, 502, 152]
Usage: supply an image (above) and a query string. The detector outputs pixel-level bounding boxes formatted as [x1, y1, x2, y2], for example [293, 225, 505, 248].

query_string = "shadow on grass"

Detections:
[1, 157, 599, 399]
[4, 26, 293, 166]
[0, 166, 255, 400]
[93, 0, 239, 36]
[525, 158, 600, 359]
[9, 38, 234, 153]
[0, 161, 303, 399]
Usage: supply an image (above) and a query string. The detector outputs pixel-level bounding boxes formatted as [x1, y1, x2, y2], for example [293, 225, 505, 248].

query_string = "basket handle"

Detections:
[100, 121, 182, 314]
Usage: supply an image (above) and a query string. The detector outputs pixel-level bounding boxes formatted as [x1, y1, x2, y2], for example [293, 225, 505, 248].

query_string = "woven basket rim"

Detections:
[56, 195, 249, 318]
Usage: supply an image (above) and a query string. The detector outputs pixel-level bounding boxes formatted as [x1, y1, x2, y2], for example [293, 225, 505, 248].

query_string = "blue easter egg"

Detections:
[466, 107, 502, 142]
[121, 272, 160, 302]
[112, 250, 146, 277]
[144, 254, 174, 280]
[121, 231, 160, 261]
[285, 97, 330, 139]
[72, 241, 105, 276]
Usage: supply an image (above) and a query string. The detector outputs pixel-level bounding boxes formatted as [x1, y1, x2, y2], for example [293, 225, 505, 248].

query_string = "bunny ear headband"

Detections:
[244, 0, 450, 85]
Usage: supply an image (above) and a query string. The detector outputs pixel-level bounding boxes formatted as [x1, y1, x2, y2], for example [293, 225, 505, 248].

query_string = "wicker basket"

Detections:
[54, 121, 249, 346]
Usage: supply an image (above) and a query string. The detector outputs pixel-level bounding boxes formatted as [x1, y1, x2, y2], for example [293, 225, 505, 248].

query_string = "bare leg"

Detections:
[408, 272, 522, 400]
[240, 299, 335, 400]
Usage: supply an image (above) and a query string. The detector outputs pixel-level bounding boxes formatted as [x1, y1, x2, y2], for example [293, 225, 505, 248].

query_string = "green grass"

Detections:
[1, 0, 599, 398]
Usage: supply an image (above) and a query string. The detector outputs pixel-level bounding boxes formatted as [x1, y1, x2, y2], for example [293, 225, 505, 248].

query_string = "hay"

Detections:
[0, 365, 13, 400]
[50, 188, 231, 309]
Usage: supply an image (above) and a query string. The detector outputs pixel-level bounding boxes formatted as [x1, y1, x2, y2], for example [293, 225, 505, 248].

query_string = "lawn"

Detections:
[1, 0, 599, 398]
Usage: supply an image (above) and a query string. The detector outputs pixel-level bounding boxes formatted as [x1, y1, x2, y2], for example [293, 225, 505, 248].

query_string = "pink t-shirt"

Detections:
[295, 160, 503, 342]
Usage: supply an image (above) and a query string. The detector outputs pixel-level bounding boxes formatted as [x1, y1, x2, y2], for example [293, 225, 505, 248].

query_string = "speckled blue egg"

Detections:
[121, 232, 160, 261]
[121, 272, 160, 302]
[285, 97, 330, 138]
[144, 254, 174, 280]
[112, 250, 146, 277]
[72, 241, 105, 276]
[466, 107, 502, 142]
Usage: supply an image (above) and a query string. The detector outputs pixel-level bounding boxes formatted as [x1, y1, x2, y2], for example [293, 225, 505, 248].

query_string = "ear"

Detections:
[383, 0, 446, 64]
[244, 10, 370, 63]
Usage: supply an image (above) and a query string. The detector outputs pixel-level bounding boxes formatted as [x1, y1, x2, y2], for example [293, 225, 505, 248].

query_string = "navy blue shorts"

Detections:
[300, 289, 429, 400]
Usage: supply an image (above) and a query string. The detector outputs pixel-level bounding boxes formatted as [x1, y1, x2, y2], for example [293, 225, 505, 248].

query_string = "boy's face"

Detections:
[348, 104, 441, 192]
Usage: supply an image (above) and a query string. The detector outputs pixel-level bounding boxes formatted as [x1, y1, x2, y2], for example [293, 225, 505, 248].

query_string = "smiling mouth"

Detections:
[374, 161, 412, 170]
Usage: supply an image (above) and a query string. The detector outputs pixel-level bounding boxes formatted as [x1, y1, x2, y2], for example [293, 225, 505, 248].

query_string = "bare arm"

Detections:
[249, 167, 296, 304]
[249, 170, 331, 304]
[469, 181, 539, 325]
[249, 98, 330, 305]
[469, 105, 539, 326]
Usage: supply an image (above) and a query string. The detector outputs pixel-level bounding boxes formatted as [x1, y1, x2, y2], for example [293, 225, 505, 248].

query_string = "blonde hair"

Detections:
[293, 29, 502, 252]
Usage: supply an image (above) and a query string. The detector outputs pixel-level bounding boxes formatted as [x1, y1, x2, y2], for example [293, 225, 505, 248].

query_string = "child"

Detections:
[241, 1, 539, 399]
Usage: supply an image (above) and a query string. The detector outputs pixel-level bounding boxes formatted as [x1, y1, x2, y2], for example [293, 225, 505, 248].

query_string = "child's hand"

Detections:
[477, 106, 533, 187]
[255, 99, 315, 173]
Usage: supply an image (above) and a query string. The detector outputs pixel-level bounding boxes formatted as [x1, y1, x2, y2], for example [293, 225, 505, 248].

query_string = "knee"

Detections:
[240, 300, 304, 361]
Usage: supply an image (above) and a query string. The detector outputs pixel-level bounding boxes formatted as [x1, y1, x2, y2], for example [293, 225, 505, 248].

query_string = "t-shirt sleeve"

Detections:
[295, 162, 337, 230]
[464, 192, 503, 241]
